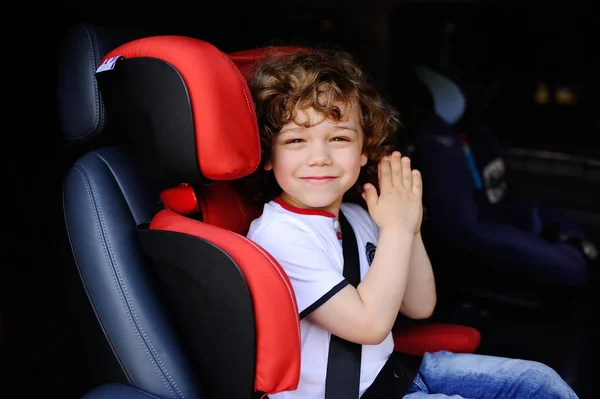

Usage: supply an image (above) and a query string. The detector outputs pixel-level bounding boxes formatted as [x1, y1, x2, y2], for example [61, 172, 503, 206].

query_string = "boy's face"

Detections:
[265, 101, 368, 215]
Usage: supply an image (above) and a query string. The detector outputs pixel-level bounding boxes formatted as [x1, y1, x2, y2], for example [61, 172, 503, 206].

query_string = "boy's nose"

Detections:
[307, 142, 332, 166]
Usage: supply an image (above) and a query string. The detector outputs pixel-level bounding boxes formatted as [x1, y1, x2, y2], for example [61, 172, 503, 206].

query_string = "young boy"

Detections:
[244, 48, 578, 399]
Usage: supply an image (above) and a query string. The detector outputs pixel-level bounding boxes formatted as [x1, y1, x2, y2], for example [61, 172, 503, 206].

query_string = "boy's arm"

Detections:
[399, 232, 436, 319]
[308, 153, 422, 345]
[308, 227, 414, 345]
[254, 220, 412, 346]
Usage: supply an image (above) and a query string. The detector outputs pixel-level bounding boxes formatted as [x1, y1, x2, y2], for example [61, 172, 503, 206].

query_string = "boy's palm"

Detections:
[362, 153, 423, 234]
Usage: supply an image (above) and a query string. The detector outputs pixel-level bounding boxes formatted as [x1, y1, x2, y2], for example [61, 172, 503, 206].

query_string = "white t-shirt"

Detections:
[247, 198, 393, 399]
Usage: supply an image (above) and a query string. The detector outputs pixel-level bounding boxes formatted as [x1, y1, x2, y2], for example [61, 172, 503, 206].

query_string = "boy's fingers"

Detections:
[411, 169, 422, 196]
[390, 151, 403, 187]
[402, 157, 413, 188]
[362, 184, 378, 210]
[378, 157, 392, 194]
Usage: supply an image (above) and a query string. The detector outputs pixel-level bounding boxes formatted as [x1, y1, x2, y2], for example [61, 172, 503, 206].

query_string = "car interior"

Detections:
[1, 1, 597, 398]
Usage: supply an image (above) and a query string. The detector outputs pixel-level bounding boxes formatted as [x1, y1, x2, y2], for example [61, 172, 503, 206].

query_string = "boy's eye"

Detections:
[331, 137, 350, 142]
[285, 138, 303, 144]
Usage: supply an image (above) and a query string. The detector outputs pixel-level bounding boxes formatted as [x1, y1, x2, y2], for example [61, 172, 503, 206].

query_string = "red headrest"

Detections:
[97, 40, 306, 231]
[99, 36, 260, 182]
[139, 44, 306, 227]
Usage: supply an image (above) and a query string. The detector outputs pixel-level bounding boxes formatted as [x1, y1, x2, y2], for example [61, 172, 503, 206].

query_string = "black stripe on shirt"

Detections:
[299, 280, 349, 320]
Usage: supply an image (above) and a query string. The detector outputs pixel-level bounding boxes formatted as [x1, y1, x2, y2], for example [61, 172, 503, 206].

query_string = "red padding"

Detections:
[159, 182, 263, 235]
[150, 209, 300, 394]
[195, 182, 263, 235]
[159, 184, 200, 216]
[101, 36, 260, 181]
[392, 323, 481, 356]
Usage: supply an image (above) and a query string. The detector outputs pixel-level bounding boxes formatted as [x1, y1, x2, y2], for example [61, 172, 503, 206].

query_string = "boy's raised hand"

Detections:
[362, 151, 423, 235]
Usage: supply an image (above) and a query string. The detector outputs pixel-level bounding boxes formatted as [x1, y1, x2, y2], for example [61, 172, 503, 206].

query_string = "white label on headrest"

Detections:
[96, 56, 122, 73]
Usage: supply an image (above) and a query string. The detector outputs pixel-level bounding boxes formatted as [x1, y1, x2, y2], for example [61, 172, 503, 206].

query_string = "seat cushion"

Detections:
[392, 323, 481, 356]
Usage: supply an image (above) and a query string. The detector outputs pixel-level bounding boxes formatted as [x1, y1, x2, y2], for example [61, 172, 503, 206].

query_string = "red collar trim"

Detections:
[274, 197, 336, 218]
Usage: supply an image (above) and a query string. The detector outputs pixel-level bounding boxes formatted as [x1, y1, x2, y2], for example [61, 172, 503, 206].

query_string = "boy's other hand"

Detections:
[362, 151, 423, 235]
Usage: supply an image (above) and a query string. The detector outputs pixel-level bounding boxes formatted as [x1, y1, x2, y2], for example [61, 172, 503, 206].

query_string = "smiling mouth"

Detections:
[300, 176, 338, 185]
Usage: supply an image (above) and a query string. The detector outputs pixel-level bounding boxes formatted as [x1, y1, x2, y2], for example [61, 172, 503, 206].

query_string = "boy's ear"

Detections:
[360, 153, 368, 167]
[264, 161, 273, 171]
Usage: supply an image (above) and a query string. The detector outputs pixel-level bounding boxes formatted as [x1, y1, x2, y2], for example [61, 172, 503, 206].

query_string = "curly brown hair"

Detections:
[238, 46, 401, 205]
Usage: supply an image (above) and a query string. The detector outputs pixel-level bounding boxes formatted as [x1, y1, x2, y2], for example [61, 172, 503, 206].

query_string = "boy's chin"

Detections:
[300, 195, 342, 210]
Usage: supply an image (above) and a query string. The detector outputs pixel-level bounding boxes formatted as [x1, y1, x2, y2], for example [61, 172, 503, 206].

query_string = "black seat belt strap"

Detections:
[325, 210, 362, 399]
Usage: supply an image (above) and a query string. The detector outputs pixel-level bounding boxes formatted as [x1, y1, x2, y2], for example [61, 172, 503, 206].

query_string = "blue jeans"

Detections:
[404, 351, 578, 398]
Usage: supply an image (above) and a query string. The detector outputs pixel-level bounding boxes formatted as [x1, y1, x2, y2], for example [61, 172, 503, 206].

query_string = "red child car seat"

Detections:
[94, 35, 480, 398]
